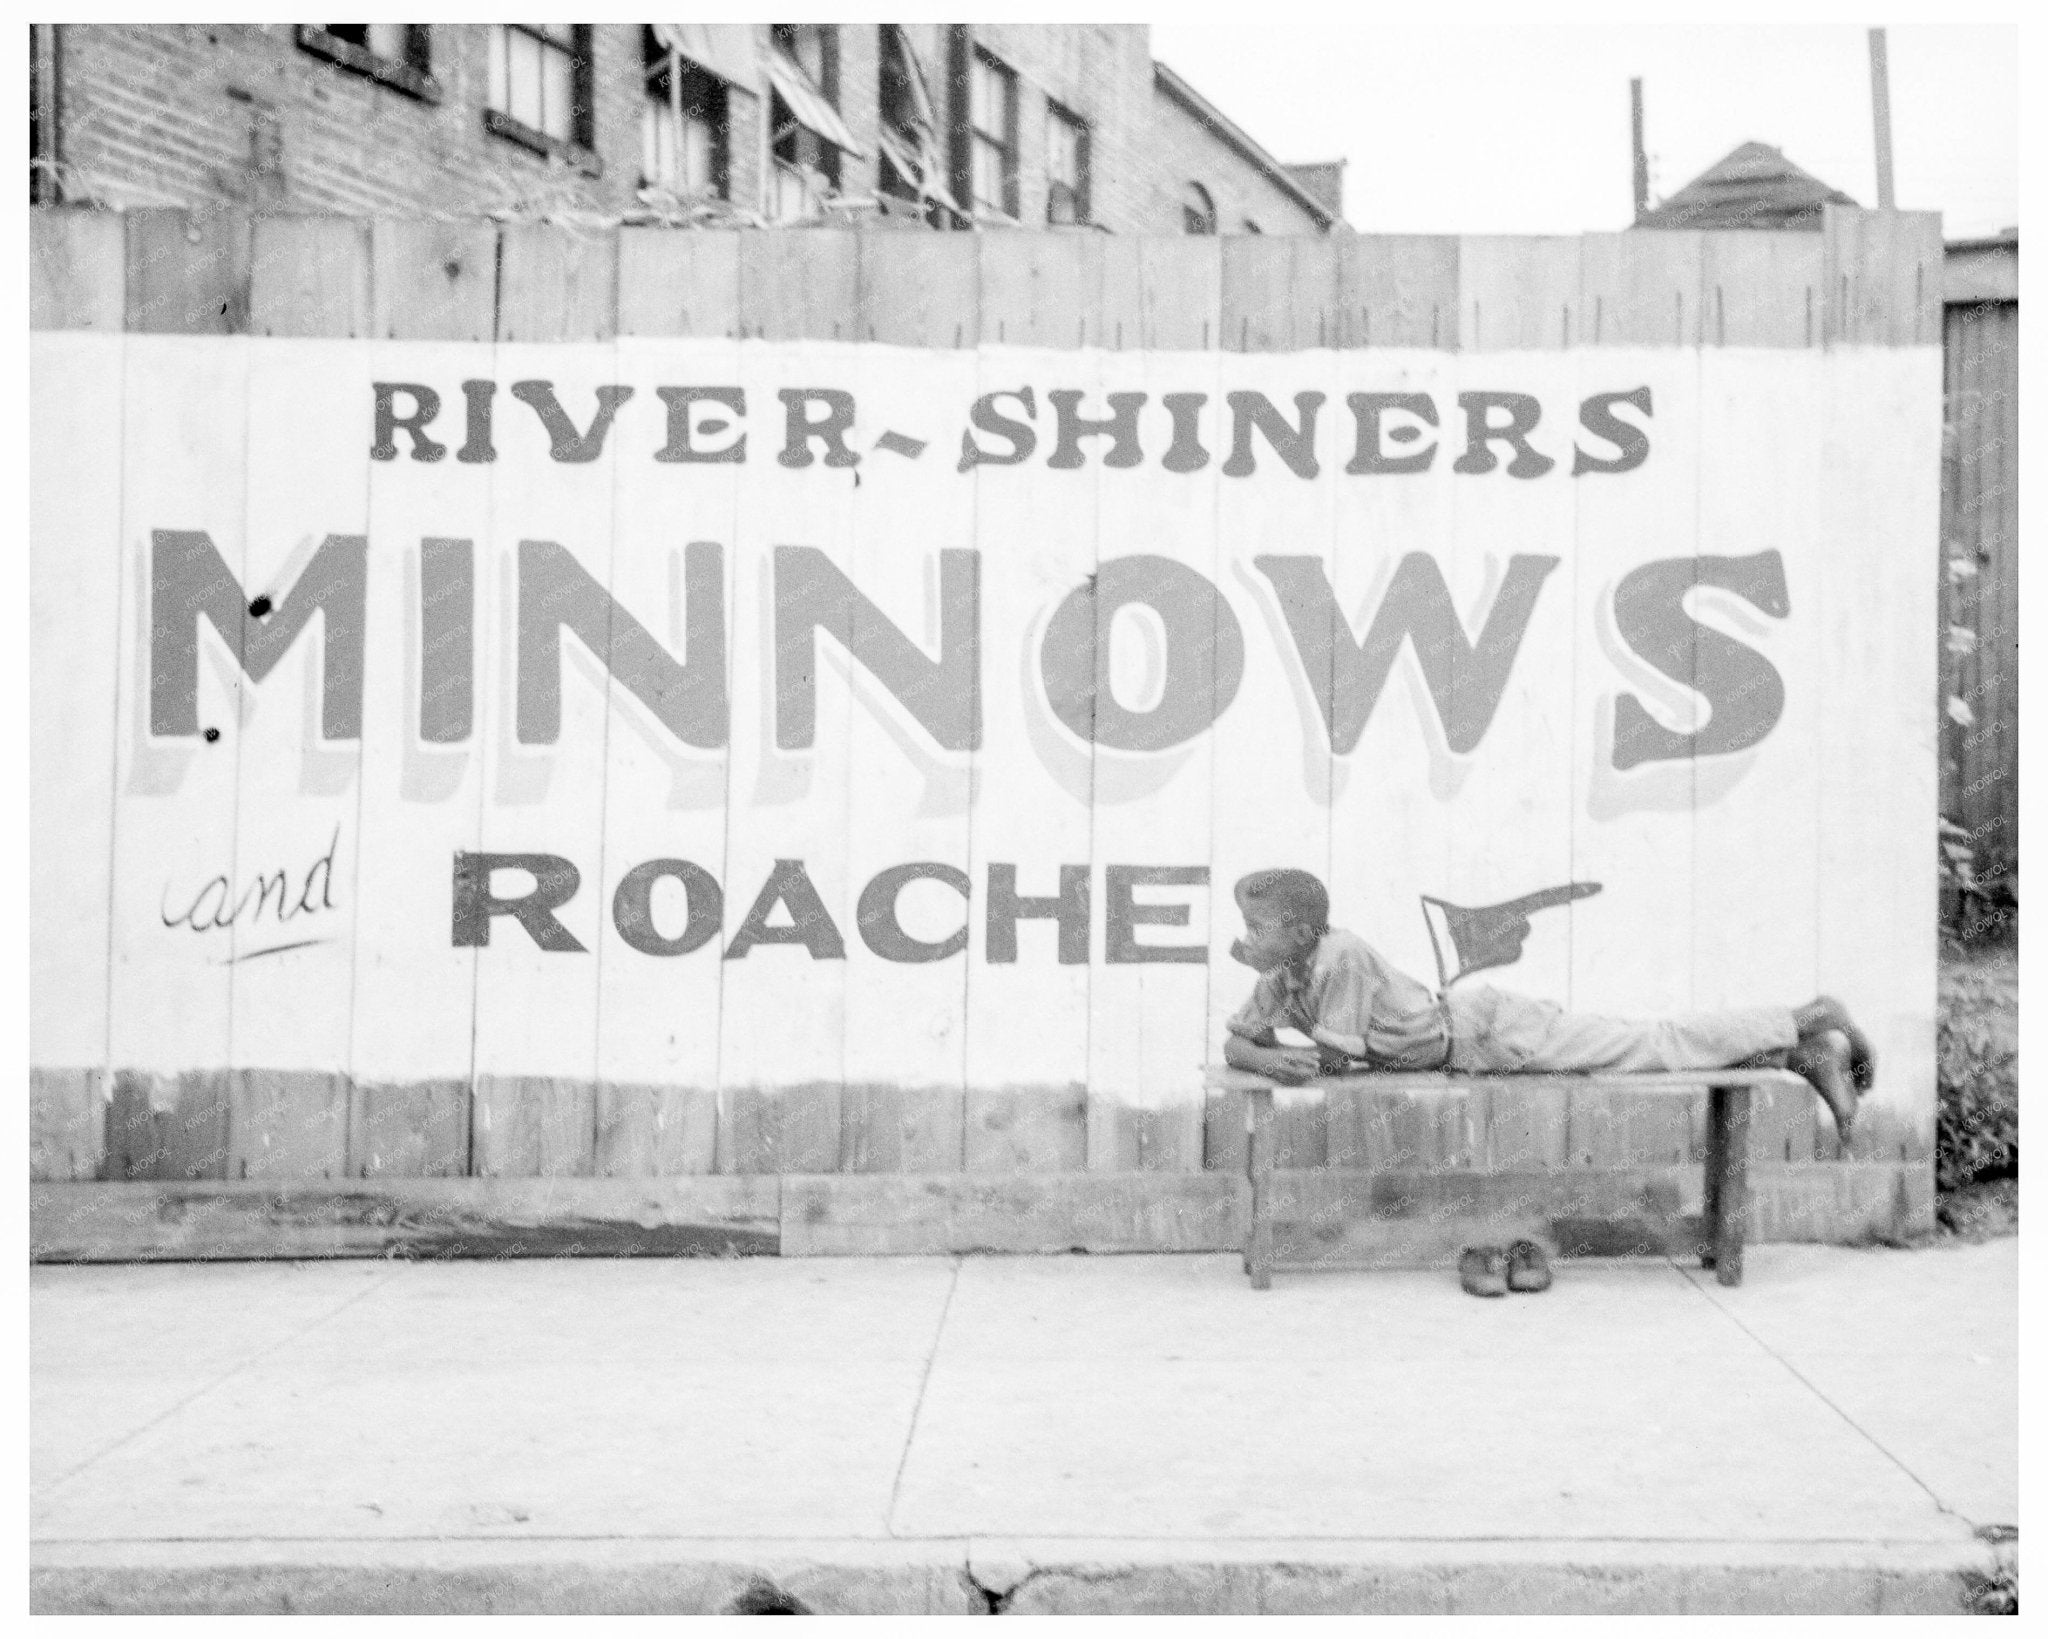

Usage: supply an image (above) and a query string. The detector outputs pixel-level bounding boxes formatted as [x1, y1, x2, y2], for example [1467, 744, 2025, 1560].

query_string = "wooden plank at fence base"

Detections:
[964, 1085, 1087, 1173]
[29, 1177, 782, 1262]
[721, 1085, 843, 1175]
[840, 1085, 964, 1174]
[347, 1080, 470, 1177]
[617, 228, 739, 337]
[471, 1076, 596, 1178]
[368, 218, 497, 341]
[496, 222, 618, 342]
[31, 208, 125, 330]
[31, 1070, 106, 1182]
[1337, 233, 1460, 348]
[228, 1071, 349, 1180]
[105, 1070, 233, 1182]
[126, 207, 252, 334]
[780, 1171, 1243, 1255]
[250, 216, 371, 337]
[27, 1161, 1926, 1262]
[593, 1085, 718, 1177]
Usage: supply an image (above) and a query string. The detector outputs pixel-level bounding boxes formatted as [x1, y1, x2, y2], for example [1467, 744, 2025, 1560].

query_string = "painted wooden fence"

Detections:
[29, 205, 1943, 1258]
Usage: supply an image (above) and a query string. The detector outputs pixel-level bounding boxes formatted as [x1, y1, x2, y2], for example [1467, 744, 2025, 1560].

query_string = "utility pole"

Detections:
[1868, 27, 1896, 210]
[1630, 77, 1649, 224]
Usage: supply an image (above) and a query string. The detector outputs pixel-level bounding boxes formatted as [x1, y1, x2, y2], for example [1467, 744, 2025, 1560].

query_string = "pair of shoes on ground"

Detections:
[1459, 1241, 1552, 1298]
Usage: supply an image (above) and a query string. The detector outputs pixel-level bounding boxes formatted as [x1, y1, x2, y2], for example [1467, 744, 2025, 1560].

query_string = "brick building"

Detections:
[29, 23, 1342, 235]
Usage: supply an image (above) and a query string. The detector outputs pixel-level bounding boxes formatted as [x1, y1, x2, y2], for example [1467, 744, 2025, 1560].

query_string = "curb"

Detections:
[31, 1535, 1997, 1615]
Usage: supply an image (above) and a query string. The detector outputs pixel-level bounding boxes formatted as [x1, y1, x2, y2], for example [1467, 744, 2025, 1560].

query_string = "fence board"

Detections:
[345, 337, 494, 1171]
[1580, 231, 1703, 346]
[590, 333, 735, 1177]
[250, 215, 371, 337]
[1337, 233, 1460, 348]
[738, 230, 859, 340]
[31, 1070, 106, 1182]
[1459, 235, 1581, 350]
[857, 231, 979, 347]
[1699, 232, 1822, 348]
[617, 227, 739, 338]
[1223, 235, 1338, 352]
[369, 218, 497, 341]
[29, 333, 123, 1129]
[125, 207, 251, 334]
[464, 337, 624, 1177]
[1814, 346, 1942, 1155]
[1823, 206, 1943, 347]
[31, 207, 126, 331]
[221, 336, 371, 1182]
[497, 222, 618, 342]
[978, 232, 1102, 347]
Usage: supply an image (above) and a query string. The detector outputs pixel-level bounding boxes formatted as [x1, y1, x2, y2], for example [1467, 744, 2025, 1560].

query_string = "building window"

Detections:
[878, 24, 960, 226]
[1241, 217, 1263, 234]
[770, 23, 839, 221]
[642, 27, 727, 200]
[1045, 102, 1089, 226]
[968, 47, 1017, 220]
[295, 24, 439, 101]
[1182, 181, 1217, 235]
[486, 24, 594, 162]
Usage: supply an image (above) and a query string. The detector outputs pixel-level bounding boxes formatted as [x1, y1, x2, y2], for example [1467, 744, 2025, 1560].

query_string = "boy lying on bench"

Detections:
[1220, 867, 1873, 1140]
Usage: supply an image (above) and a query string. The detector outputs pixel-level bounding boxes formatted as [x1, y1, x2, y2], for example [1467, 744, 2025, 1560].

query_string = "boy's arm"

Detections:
[1224, 1019, 1320, 1083]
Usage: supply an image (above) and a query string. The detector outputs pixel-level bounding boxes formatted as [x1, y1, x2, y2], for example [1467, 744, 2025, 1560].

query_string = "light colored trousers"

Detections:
[1445, 984, 1798, 1075]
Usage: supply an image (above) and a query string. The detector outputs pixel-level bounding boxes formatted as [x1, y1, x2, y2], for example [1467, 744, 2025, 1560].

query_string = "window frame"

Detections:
[641, 28, 729, 201]
[295, 24, 440, 103]
[1044, 99, 1089, 226]
[484, 23, 599, 173]
[768, 21, 842, 213]
[966, 45, 1018, 221]
[1182, 180, 1218, 236]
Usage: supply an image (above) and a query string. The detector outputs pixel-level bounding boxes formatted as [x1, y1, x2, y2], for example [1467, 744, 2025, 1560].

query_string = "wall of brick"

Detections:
[50, 23, 1331, 237]
[1135, 79, 1331, 237]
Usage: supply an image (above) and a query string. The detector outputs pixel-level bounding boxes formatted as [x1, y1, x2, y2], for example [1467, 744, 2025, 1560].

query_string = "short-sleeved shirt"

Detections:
[1227, 928, 1450, 1070]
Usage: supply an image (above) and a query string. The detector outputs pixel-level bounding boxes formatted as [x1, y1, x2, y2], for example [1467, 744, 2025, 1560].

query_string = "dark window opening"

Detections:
[642, 28, 729, 201]
[1183, 180, 1217, 235]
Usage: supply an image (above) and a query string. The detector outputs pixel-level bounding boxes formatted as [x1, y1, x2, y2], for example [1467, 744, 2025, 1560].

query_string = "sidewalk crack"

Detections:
[33, 1264, 410, 1499]
[885, 1255, 962, 1538]
[1672, 1260, 1977, 1531]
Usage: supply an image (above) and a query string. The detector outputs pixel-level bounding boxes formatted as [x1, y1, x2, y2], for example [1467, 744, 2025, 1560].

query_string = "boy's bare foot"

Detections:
[1787, 1033, 1857, 1139]
[1458, 1246, 1507, 1298]
[1797, 996, 1877, 1092]
[1505, 1240, 1553, 1293]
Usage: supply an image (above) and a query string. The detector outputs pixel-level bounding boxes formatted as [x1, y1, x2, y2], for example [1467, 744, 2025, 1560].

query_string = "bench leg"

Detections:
[1246, 1088, 1275, 1290]
[1707, 1084, 1752, 1287]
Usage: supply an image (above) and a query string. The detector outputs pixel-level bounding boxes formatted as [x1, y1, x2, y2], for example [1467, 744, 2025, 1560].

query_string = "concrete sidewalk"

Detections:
[31, 1240, 2016, 1614]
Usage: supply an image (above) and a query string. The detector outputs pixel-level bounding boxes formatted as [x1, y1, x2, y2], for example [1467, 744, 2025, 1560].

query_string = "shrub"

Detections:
[1936, 946, 2019, 1192]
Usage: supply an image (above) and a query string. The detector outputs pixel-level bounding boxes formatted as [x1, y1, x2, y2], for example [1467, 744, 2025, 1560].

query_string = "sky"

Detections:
[1148, 23, 2018, 239]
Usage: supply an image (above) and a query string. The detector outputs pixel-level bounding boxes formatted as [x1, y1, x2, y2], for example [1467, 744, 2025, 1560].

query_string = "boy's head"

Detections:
[1230, 867, 1329, 972]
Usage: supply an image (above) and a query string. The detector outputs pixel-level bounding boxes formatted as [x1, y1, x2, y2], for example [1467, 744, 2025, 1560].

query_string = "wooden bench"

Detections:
[1207, 1066, 1814, 1290]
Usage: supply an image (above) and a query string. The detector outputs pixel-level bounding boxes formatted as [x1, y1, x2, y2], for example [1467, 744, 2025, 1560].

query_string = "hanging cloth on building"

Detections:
[650, 23, 761, 96]
[876, 25, 960, 214]
[763, 41, 866, 158]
